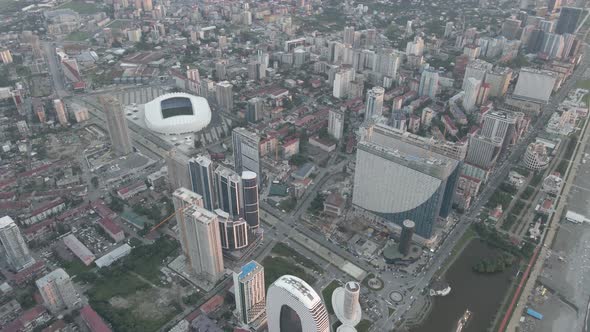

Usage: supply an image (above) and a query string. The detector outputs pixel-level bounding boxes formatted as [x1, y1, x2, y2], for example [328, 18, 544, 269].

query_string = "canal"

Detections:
[412, 239, 516, 332]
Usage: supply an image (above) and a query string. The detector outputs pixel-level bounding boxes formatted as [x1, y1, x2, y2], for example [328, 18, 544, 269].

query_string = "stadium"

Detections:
[144, 92, 212, 135]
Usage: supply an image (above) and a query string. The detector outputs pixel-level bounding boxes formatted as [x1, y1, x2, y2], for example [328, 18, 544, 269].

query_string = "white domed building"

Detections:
[144, 93, 212, 135]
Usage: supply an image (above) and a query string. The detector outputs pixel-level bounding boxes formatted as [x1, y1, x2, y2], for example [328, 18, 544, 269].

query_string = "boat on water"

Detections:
[454, 309, 472, 332]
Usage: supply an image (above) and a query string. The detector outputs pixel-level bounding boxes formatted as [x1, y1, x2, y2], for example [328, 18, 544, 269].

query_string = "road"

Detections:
[42, 41, 68, 98]
[372, 47, 590, 331]
[503, 47, 590, 332]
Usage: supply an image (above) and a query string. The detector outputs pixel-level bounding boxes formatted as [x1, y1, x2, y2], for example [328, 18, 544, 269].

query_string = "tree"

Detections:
[289, 154, 308, 167]
[108, 195, 124, 212]
[91, 176, 99, 188]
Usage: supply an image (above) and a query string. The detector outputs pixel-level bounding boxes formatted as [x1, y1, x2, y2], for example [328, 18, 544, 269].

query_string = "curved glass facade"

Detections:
[280, 305, 303, 332]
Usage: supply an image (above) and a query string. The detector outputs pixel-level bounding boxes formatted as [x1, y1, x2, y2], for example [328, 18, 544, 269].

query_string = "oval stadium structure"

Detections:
[144, 93, 212, 135]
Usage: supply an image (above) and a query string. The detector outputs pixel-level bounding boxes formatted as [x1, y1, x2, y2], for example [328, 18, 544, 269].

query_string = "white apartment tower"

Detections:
[328, 108, 345, 140]
[36, 269, 79, 314]
[53, 99, 68, 126]
[365, 86, 385, 119]
[0, 216, 35, 271]
[418, 68, 439, 98]
[462, 77, 481, 111]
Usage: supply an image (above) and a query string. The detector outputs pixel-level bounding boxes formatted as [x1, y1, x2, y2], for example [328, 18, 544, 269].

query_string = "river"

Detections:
[411, 239, 516, 332]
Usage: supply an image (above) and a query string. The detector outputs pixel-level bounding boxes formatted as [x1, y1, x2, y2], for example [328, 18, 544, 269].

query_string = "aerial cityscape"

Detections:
[0, 0, 588, 331]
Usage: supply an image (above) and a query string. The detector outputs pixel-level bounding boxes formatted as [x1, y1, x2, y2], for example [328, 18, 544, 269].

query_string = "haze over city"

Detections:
[0, 0, 588, 331]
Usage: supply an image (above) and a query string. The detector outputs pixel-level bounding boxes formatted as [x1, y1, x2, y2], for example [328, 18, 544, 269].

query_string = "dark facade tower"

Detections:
[399, 219, 415, 256]
[556, 7, 582, 34]
[242, 171, 260, 229]
[189, 155, 216, 211]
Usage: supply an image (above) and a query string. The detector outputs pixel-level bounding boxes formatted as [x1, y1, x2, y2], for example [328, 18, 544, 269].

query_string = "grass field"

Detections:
[262, 256, 316, 289]
[271, 242, 323, 272]
[0, 0, 28, 13]
[57, 1, 102, 14]
[106, 19, 131, 29]
[66, 31, 91, 41]
[321, 280, 341, 314]
[576, 79, 590, 90]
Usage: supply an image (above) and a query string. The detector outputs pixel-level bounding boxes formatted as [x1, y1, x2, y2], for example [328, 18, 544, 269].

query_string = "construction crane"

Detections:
[149, 205, 187, 232]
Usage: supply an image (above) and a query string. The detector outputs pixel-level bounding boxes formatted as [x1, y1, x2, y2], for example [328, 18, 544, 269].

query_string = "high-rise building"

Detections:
[539, 20, 554, 33]
[548, 0, 561, 12]
[216, 210, 249, 250]
[484, 66, 512, 97]
[142, 0, 152, 10]
[418, 68, 439, 98]
[214, 166, 243, 218]
[462, 59, 493, 90]
[391, 111, 407, 132]
[0, 216, 35, 272]
[36, 269, 79, 314]
[242, 171, 259, 229]
[215, 60, 227, 80]
[100, 95, 133, 156]
[462, 77, 481, 111]
[182, 205, 225, 283]
[444, 22, 454, 38]
[541, 33, 565, 59]
[328, 109, 345, 140]
[234, 261, 266, 326]
[331, 281, 361, 327]
[513, 68, 557, 103]
[166, 149, 192, 191]
[372, 51, 401, 79]
[365, 86, 385, 119]
[266, 275, 330, 332]
[232, 127, 261, 178]
[556, 7, 583, 34]
[343, 26, 355, 45]
[405, 36, 424, 56]
[501, 18, 522, 40]
[332, 67, 354, 98]
[399, 219, 415, 256]
[186, 67, 200, 83]
[247, 97, 264, 123]
[215, 81, 233, 111]
[189, 155, 216, 211]
[248, 61, 266, 80]
[353, 122, 461, 238]
[53, 99, 68, 126]
[563, 33, 577, 58]
[187, 67, 200, 93]
[173, 189, 224, 283]
[172, 187, 204, 259]
[465, 111, 517, 169]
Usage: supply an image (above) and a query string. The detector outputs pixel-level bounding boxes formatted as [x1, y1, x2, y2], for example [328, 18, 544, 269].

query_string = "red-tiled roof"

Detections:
[80, 305, 112, 332]
[29, 198, 64, 217]
[20, 305, 47, 323]
[12, 261, 45, 284]
[199, 295, 224, 314]
[99, 218, 123, 235]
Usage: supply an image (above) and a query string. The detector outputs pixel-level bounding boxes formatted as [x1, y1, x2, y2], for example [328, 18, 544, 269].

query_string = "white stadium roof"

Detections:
[144, 92, 212, 135]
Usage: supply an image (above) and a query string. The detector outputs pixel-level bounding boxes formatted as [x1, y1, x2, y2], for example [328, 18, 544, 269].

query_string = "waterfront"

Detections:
[411, 239, 515, 332]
